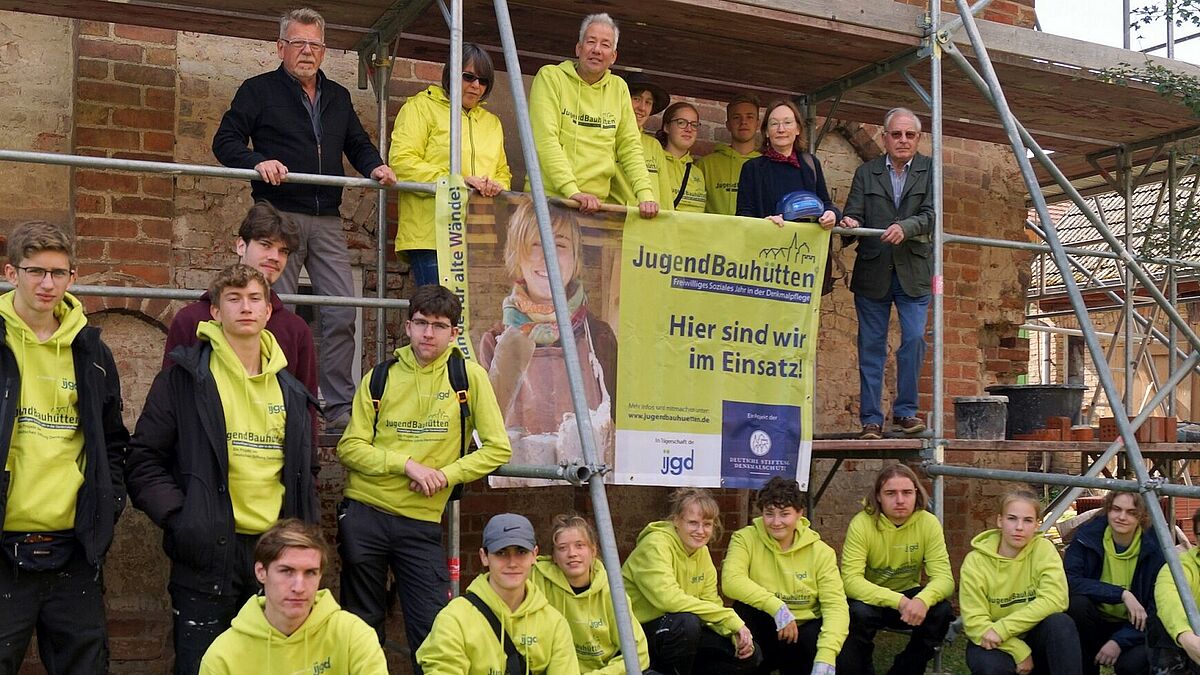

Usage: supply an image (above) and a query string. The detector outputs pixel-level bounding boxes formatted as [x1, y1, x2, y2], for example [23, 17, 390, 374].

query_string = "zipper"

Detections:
[467, 114, 476, 176]
[314, 141, 323, 213]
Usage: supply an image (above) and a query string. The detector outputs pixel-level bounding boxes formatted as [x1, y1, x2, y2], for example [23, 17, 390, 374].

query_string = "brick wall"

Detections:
[893, 0, 1038, 28]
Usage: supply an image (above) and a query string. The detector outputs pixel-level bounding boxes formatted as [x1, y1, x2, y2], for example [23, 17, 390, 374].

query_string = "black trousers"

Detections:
[734, 602, 823, 675]
[1067, 593, 1149, 675]
[965, 612, 1082, 675]
[169, 533, 259, 675]
[1149, 615, 1200, 674]
[642, 612, 762, 675]
[337, 498, 449, 672]
[836, 587, 954, 675]
[0, 545, 108, 675]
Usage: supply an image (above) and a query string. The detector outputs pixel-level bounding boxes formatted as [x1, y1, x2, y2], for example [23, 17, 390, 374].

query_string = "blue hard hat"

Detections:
[776, 190, 824, 221]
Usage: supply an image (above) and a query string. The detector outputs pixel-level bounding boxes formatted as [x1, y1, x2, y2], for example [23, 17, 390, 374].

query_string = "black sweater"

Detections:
[735, 152, 840, 222]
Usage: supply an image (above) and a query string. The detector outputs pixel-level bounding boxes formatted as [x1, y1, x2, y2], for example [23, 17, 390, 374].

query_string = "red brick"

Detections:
[113, 196, 173, 218]
[114, 24, 176, 45]
[78, 58, 109, 80]
[77, 39, 142, 63]
[143, 131, 175, 154]
[113, 63, 175, 88]
[76, 239, 108, 260]
[144, 46, 176, 67]
[112, 108, 173, 131]
[141, 175, 174, 198]
[76, 126, 140, 152]
[77, 217, 139, 239]
[120, 264, 171, 285]
[138, 219, 173, 240]
[77, 170, 140, 193]
[118, 241, 171, 262]
[77, 80, 142, 107]
[145, 87, 176, 111]
[79, 21, 111, 37]
[414, 61, 442, 82]
[75, 102, 112, 126]
[75, 193, 106, 213]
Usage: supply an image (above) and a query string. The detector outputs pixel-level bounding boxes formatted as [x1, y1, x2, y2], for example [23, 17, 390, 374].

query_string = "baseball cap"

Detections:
[621, 72, 670, 116]
[482, 513, 537, 553]
[776, 190, 824, 221]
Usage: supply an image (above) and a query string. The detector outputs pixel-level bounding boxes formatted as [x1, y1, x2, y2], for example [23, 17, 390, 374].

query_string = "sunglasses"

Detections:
[462, 72, 491, 87]
[888, 130, 920, 140]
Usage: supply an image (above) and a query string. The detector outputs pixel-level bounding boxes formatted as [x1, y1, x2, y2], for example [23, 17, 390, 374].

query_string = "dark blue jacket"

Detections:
[735, 152, 840, 221]
[1064, 513, 1166, 648]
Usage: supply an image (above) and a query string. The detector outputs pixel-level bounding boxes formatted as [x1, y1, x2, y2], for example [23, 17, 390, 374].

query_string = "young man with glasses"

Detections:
[212, 7, 397, 433]
[0, 221, 130, 674]
[839, 107, 936, 441]
[336, 284, 511, 671]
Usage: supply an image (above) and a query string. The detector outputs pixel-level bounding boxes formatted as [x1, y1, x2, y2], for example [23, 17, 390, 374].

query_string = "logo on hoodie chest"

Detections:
[561, 108, 617, 130]
[386, 410, 451, 436]
[990, 587, 1037, 608]
[309, 657, 333, 675]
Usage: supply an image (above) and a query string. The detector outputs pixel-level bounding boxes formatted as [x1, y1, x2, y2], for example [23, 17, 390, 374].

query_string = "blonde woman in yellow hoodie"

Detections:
[621, 488, 761, 675]
[960, 490, 1082, 675]
[722, 476, 847, 675]
[389, 42, 511, 286]
[532, 514, 655, 674]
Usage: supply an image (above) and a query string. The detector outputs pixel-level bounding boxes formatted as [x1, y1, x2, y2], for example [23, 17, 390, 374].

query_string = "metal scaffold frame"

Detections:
[7, 0, 1200, 668]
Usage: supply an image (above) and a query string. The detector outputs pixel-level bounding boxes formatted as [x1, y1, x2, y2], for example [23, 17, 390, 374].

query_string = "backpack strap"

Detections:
[368, 357, 398, 439]
[446, 350, 471, 501]
[464, 591, 522, 662]
[673, 161, 693, 209]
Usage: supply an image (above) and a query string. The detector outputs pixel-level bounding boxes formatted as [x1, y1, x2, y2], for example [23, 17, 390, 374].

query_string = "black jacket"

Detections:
[1064, 513, 1166, 649]
[0, 316, 129, 567]
[126, 341, 319, 595]
[211, 64, 385, 216]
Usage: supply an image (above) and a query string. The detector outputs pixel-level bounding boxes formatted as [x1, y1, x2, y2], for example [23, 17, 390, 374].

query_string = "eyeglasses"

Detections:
[768, 119, 797, 129]
[409, 318, 454, 332]
[17, 266, 73, 282]
[669, 118, 702, 131]
[888, 130, 920, 140]
[462, 72, 491, 87]
[281, 38, 326, 52]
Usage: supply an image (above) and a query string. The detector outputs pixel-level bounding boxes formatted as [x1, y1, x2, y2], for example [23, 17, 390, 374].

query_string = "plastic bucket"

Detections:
[954, 396, 1008, 440]
[984, 384, 1087, 439]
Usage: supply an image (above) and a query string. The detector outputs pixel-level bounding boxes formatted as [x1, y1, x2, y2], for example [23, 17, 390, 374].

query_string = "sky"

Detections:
[1037, 0, 1200, 64]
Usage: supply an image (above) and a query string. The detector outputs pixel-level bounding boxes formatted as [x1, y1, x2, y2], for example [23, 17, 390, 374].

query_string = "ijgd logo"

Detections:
[660, 447, 695, 476]
[750, 430, 772, 457]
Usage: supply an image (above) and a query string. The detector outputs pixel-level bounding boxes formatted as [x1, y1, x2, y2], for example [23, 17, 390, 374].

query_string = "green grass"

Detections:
[874, 631, 1116, 674]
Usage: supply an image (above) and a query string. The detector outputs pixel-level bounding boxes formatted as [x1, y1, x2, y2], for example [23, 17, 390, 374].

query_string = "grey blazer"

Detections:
[842, 153, 936, 300]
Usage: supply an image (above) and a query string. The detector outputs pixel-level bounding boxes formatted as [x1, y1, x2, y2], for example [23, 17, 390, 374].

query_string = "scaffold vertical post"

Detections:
[374, 48, 393, 365]
[447, 0, 464, 597]
[929, 0, 946, 521]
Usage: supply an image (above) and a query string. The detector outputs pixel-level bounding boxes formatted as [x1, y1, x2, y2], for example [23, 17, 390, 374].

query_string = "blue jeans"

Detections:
[407, 249, 439, 287]
[854, 273, 930, 426]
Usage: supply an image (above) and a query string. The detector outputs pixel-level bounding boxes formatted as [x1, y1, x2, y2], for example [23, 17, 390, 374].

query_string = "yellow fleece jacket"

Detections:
[532, 557, 650, 674]
[621, 520, 744, 636]
[198, 321, 288, 535]
[841, 509, 955, 610]
[722, 517, 848, 665]
[199, 590, 386, 675]
[696, 144, 760, 215]
[1155, 546, 1200, 645]
[0, 291, 86, 532]
[417, 573, 581, 675]
[337, 345, 511, 522]
[389, 85, 511, 251]
[528, 60, 653, 202]
[658, 151, 707, 213]
[959, 529, 1069, 665]
[609, 133, 665, 208]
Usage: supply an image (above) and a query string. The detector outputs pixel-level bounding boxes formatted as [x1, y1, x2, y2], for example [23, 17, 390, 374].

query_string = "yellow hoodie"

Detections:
[620, 520, 744, 636]
[721, 516, 848, 665]
[841, 509, 955, 610]
[609, 132, 665, 207]
[1155, 546, 1200, 645]
[532, 557, 650, 674]
[959, 529, 1069, 665]
[389, 84, 512, 251]
[528, 60, 653, 202]
[198, 321, 289, 535]
[199, 589, 387, 675]
[417, 573, 581, 675]
[337, 345, 511, 523]
[0, 291, 87, 532]
[696, 144, 761, 215]
[658, 150, 707, 213]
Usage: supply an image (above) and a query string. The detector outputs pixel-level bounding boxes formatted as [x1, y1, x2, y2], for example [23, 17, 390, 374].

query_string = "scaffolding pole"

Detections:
[491, 2, 642, 672]
[445, 0, 465, 600]
[930, 0, 946, 520]
[948, 0, 1200, 633]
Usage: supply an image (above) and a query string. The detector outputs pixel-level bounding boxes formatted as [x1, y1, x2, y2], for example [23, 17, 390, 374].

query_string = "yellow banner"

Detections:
[435, 175, 473, 361]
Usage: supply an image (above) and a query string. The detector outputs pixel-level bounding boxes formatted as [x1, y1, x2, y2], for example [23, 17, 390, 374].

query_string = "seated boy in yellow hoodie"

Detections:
[722, 476, 848, 675]
[417, 513, 580, 674]
[199, 519, 386, 675]
[1151, 509, 1200, 675]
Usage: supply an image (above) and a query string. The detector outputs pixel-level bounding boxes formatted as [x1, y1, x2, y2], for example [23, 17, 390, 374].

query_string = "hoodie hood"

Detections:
[0, 290, 88, 348]
[230, 588, 339, 642]
[750, 515, 821, 554]
[970, 528, 1037, 563]
[534, 556, 608, 597]
[710, 143, 757, 160]
[198, 320, 288, 378]
[422, 84, 491, 120]
[696, 144, 761, 215]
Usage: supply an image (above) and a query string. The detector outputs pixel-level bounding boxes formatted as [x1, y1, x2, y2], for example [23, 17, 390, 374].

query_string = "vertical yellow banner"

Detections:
[435, 175, 473, 361]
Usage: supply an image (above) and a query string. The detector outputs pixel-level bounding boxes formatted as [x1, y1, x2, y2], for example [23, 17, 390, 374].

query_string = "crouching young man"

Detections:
[416, 513, 579, 674]
[199, 519, 386, 674]
[127, 264, 318, 675]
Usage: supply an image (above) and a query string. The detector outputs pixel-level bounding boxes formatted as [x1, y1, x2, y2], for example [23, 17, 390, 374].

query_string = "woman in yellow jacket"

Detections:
[532, 514, 656, 674]
[722, 476, 847, 675]
[621, 488, 761, 675]
[389, 43, 511, 286]
[960, 490, 1082, 675]
[656, 101, 707, 212]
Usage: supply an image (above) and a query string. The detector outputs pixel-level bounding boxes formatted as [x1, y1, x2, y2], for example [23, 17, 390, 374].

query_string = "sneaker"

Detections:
[859, 424, 883, 440]
[893, 415, 926, 434]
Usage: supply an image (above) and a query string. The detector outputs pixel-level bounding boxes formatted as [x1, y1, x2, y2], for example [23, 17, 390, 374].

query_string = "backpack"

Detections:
[368, 350, 471, 501]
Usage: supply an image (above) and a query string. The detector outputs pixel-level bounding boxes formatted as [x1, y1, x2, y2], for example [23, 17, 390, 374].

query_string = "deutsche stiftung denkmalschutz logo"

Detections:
[750, 429, 771, 457]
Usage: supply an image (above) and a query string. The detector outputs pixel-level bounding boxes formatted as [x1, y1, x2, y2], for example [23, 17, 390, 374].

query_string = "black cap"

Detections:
[621, 72, 670, 116]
